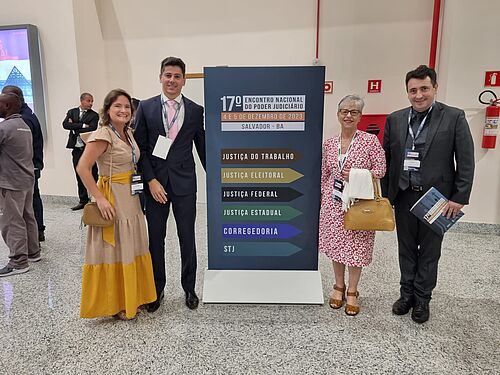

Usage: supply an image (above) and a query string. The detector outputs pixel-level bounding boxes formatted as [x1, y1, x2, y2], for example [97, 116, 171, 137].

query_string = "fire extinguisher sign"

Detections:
[484, 71, 500, 87]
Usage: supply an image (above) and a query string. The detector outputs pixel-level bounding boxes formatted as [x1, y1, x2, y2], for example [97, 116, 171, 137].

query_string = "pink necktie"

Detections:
[167, 99, 179, 141]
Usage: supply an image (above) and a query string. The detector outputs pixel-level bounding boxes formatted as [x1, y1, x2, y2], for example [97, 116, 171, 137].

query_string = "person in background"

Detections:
[130, 97, 140, 129]
[63, 93, 99, 210]
[0, 93, 40, 276]
[381, 65, 474, 324]
[77, 89, 156, 320]
[319, 94, 386, 316]
[1, 85, 45, 242]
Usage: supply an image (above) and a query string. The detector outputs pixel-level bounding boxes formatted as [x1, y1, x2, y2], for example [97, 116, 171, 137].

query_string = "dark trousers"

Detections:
[33, 170, 45, 232]
[145, 189, 197, 300]
[394, 189, 444, 302]
[72, 148, 98, 203]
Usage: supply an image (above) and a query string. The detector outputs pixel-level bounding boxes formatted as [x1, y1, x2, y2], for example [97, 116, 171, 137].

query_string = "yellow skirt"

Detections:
[80, 252, 157, 319]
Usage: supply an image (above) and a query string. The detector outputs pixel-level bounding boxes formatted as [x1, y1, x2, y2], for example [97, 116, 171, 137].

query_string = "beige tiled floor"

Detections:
[0, 201, 498, 374]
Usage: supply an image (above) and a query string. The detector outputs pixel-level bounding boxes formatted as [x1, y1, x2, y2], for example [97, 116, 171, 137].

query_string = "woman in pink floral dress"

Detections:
[319, 95, 386, 316]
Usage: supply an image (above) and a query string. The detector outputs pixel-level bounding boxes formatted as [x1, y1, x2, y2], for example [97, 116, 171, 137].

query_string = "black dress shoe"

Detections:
[71, 203, 86, 211]
[38, 230, 45, 242]
[392, 296, 414, 315]
[411, 301, 430, 323]
[185, 291, 199, 310]
[146, 291, 164, 313]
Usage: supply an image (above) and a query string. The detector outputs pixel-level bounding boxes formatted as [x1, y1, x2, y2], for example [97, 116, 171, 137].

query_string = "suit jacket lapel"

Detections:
[398, 108, 409, 156]
[172, 95, 191, 144]
[422, 102, 444, 159]
[154, 96, 166, 136]
[182, 95, 191, 130]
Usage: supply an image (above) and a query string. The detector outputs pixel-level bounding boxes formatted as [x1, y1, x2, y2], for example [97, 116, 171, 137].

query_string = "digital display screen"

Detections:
[0, 24, 46, 132]
[0, 28, 34, 111]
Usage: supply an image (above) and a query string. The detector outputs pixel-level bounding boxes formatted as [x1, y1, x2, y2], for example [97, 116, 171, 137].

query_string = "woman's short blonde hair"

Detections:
[337, 94, 365, 112]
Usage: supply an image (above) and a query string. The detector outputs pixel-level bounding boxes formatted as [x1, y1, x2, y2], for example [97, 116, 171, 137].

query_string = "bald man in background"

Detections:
[1, 85, 45, 241]
[62, 93, 99, 210]
[0, 93, 40, 277]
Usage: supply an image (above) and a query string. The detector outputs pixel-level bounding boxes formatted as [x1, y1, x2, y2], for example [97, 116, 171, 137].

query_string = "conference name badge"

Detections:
[152, 135, 172, 160]
[333, 178, 344, 202]
[403, 149, 421, 171]
[131, 173, 144, 195]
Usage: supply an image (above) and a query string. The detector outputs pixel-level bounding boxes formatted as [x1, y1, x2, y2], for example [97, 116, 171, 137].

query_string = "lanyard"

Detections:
[161, 99, 182, 133]
[108, 124, 138, 169]
[337, 131, 357, 172]
[407, 105, 433, 150]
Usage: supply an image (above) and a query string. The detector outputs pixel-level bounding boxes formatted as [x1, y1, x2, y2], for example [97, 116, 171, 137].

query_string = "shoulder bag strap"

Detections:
[372, 175, 382, 199]
[108, 127, 113, 196]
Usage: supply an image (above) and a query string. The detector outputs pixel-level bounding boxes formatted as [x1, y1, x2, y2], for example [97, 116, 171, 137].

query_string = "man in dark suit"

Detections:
[1, 85, 45, 241]
[62, 93, 99, 210]
[134, 57, 206, 312]
[381, 65, 475, 323]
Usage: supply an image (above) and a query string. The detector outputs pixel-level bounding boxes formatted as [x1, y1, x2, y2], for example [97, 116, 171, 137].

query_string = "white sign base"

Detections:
[202, 269, 324, 304]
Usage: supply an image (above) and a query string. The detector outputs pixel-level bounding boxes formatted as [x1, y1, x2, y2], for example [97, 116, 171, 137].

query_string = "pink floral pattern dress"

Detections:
[319, 130, 386, 267]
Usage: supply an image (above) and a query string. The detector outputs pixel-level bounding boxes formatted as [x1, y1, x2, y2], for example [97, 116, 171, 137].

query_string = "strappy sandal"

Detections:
[345, 290, 360, 316]
[329, 284, 346, 309]
[113, 311, 136, 321]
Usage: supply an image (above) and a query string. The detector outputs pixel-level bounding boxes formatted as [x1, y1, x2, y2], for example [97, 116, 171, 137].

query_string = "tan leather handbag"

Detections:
[82, 202, 113, 227]
[82, 136, 113, 228]
[343, 177, 395, 231]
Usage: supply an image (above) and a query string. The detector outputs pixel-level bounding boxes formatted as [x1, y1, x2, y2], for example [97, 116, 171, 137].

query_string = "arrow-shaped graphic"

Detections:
[222, 205, 302, 221]
[221, 168, 303, 183]
[222, 242, 302, 257]
[221, 187, 303, 202]
[222, 224, 301, 239]
[221, 148, 302, 164]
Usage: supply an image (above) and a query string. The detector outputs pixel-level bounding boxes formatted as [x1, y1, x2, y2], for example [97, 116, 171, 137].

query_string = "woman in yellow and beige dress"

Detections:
[77, 89, 156, 319]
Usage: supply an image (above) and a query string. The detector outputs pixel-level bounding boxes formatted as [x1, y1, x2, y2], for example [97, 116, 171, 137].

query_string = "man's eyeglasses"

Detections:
[338, 109, 361, 117]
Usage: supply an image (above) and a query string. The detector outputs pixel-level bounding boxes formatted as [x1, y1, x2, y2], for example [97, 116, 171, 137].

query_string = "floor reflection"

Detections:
[2, 280, 13, 323]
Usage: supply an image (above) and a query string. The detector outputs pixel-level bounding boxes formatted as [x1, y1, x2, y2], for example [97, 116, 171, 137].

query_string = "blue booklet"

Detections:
[410, 187, 464, 235]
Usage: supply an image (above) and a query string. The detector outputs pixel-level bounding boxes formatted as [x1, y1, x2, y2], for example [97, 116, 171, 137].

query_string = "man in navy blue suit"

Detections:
[134, 57, 206, 312]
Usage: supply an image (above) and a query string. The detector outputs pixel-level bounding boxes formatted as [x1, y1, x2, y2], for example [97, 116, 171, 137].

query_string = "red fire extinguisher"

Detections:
[479, 90, 499, 148]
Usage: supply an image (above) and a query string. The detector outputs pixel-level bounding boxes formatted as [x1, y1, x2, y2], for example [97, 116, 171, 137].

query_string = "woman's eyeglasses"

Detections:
[338, 109, 361, 116]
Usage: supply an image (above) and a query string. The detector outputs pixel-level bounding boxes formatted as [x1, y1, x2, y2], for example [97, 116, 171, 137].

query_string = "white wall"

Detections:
[73, 0, 108, 109]
[2, 0, 499, 223]
[438, 0, 500, 223]
[0, 0, 83, 197]
[319, 1, 434, 138]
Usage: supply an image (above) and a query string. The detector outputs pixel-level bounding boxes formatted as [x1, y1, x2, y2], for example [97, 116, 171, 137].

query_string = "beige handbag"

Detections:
[82, 202, 113, 227]
[343, 177, 395, 231]
[82, 136, 113, 228]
